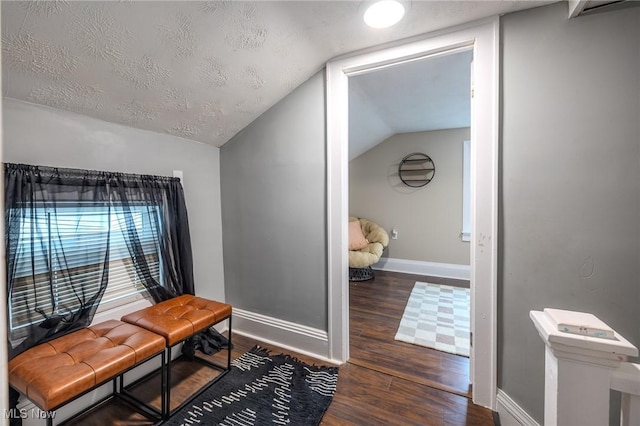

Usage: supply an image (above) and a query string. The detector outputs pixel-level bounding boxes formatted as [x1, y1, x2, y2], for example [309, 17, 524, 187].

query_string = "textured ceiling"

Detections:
[2, 1, 552, 148]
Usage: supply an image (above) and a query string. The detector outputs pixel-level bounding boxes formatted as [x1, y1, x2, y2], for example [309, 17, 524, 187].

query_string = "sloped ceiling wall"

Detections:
[349, 49, 472, 159]
[2, 1, 551, 147]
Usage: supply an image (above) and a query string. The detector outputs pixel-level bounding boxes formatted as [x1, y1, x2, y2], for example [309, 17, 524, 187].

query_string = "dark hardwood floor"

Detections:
[64, 272, 494, 425]
[349, 270, 472, 397]
[65, 334, 493, 425]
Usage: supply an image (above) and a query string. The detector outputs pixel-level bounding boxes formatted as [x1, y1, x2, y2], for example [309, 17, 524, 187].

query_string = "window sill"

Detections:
[91, 297, 153, 325]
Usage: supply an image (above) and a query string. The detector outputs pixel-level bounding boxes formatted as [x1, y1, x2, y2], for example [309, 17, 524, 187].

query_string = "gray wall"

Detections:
[349, 128, 470, 265]
[500, 3, 640, 423]
[219, 3, 640, 422]
[220, 72, 327, 331]
[2, 99, 225, 303]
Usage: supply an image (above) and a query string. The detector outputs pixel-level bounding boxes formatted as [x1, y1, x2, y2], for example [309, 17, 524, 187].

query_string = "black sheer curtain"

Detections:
[109, 172, 195, 301]
[5, 163, 195, 358]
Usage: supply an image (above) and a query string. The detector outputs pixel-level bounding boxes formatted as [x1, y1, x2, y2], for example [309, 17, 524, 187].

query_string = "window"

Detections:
[5, 163, 194, 357]
[9, 203, 161, 337]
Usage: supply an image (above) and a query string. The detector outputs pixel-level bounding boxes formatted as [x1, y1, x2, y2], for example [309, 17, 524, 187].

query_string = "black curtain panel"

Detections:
[4, 163, 195, 359]
[108, 172, 195, 301]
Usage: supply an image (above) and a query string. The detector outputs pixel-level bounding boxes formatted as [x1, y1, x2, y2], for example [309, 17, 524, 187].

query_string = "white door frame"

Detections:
[325, 17, 499, 409]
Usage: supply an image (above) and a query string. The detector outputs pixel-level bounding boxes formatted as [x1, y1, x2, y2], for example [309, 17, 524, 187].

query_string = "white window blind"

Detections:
[9, 204, 161, 335]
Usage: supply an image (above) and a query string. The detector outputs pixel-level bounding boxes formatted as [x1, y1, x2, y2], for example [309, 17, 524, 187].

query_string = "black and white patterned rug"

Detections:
[164, 346, 339, 426]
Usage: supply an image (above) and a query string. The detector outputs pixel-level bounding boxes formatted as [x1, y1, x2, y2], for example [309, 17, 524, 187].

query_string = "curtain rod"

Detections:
[5, 162, 180, 183]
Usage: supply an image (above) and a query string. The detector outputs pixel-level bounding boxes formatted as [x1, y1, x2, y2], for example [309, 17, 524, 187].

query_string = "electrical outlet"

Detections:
[391, 228, 398, 240]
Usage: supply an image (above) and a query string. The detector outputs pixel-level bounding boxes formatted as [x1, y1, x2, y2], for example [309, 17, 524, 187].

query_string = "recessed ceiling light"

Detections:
[364, 0, 405, 29]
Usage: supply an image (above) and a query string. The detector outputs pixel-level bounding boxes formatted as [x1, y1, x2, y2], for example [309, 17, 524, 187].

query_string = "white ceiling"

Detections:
[349, 49, 473, 159]
[1, 1, 553, 148]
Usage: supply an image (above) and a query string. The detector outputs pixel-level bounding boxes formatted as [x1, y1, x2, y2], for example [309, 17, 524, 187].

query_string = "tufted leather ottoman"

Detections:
[121, 294, 232, 346]
[121, 294, 232, 418]
[8, 319, 166, 421]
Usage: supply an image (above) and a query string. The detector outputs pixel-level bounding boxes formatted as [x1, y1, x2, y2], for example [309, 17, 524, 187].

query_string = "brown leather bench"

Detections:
[121, 294, 232, 418]
[8, 319, 166, 425]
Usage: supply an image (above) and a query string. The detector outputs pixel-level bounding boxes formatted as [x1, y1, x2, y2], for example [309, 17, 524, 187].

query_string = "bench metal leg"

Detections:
[165, 345, 172, 420]
[227, 315, 233, 368]
[161, 349, 167, 420]
[116, 350, 165, 422]
[164, 316, 233, 420]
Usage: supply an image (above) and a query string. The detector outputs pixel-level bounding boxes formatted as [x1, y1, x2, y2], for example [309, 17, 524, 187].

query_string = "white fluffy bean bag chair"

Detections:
[348, 217, 389, 280]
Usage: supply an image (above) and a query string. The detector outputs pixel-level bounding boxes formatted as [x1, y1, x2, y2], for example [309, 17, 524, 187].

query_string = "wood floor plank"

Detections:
[350, 309, 401, 338]
[329, 365, 446, 425]
[322, 398, 444, 426]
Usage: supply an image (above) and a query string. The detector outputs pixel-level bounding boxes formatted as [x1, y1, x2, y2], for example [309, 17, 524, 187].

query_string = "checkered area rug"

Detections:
[394, 282, 470, 357]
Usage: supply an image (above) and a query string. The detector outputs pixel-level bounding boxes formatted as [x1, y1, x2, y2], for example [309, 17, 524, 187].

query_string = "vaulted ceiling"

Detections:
[2, 1, 552, 148]
[349, 49, 473, 159]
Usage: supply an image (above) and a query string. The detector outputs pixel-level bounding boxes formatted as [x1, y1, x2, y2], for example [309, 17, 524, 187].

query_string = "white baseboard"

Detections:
[232, 308, 337, 364]
[496, 389, 540, 426]
[374, 257, 470, 280]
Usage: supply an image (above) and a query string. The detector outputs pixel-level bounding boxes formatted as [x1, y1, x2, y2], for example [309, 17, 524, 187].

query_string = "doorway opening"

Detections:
[326, 18, 499, 409]
[347, 48, 473, 396]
